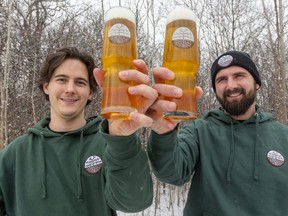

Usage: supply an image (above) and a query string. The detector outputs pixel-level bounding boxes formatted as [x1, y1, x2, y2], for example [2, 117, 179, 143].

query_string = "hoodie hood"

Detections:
[203, 106, 273, 125]
[27, 116, 103, 200]
[28, 116, 102, 137]
[203, 106, 274, 182]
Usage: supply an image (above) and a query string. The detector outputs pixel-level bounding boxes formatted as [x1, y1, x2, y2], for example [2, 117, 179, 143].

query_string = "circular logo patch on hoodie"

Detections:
[84, 155, 102, 174]
[267, 150, 284, 167]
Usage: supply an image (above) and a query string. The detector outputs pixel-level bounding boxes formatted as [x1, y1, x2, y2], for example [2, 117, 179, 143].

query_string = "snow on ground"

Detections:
[118, 180, 189, 216]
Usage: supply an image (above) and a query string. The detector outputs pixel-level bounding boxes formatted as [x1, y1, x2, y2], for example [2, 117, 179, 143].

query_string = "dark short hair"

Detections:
[38, 47, 97, 104]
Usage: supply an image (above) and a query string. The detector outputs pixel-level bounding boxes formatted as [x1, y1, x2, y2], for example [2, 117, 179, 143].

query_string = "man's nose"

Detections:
[65, 81, 76, 92]
[226, 78, 238, 89]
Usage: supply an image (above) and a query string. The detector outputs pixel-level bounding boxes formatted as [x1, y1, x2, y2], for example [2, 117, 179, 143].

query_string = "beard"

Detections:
[216, 85, 257, 116]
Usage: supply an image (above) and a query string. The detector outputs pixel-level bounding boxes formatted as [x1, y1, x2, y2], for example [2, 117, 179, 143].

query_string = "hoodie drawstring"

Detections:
[38, 130, 85, 201]
[226, 120, 235, 182]
[39, 132, 47, 199]
[226, 114, 260, 182]
[253, 113, 260, 180]
[77, 131, 84, 201]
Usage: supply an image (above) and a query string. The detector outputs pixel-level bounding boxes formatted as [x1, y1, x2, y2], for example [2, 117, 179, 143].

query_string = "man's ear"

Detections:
[43, 82, 49, 95]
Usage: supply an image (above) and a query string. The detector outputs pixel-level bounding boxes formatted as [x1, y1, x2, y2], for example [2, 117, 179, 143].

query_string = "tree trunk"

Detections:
[277, 0, 287, 124]
[0, 1, 13, 148]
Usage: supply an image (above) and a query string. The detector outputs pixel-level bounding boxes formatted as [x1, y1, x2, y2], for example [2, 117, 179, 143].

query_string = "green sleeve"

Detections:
[0, 190, 5, 216]
[147, 126, 199, 186]
[0, 152, 6, 216]
[100, 120, 153, 212]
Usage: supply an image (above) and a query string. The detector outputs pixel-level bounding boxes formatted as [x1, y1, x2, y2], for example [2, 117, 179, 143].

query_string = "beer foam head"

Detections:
[167, 7, 197, 24]
[105, 7, 135, 23]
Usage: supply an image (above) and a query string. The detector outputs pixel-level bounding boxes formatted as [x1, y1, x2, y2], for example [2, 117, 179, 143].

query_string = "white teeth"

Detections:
[61, 98, 77, 102]
[228, 92, 242, 97]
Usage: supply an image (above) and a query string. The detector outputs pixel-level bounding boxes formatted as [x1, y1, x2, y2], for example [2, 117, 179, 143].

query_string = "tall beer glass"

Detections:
[162, 7, 199, 121]
[101, 7, 139, 119]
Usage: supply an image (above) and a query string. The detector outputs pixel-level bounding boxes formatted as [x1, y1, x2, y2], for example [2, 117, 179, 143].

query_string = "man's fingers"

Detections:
[152, 67, 175, 82]
[93, 68, 104, 89]
[153, 83, 183, 98]
[132, 59, 149, 74]
[119, 70, 150, 85]
[149, 100, 177, 114]
[196, 86, 203, 99]
[128, 84, 158, 113]
[108, 112, 153, 136]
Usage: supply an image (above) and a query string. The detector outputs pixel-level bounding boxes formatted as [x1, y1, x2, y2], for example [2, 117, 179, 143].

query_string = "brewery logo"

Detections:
[218, 55, 233, 67]
[267, 150, 285, 167]
[84, 155, 103, 174]
[172, 27, 194, 49]
[108, 23, 131, 44]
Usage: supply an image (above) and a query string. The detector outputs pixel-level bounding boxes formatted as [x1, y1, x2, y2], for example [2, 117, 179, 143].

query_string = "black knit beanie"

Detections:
[210, 51, 261, 92]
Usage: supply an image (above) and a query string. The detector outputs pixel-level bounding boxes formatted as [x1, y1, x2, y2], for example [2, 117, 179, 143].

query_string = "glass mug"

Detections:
[100, 7, 140, 119]
[161, 7, 199, 121]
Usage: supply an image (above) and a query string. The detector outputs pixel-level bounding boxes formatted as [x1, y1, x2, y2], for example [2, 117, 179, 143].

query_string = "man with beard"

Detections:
[146, 51, 288, 216]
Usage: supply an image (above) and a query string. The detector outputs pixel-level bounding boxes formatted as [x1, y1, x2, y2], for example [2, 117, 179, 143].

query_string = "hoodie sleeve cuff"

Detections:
[149, 129, 178, 152]
[99, 119, 141, 160]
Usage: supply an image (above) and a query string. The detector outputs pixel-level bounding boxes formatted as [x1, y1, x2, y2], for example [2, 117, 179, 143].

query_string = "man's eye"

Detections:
[236, 74, 244, 78]
[217, 78, 226, 83]
[76, 81, 87, 86]
[56, 78, 66, 82]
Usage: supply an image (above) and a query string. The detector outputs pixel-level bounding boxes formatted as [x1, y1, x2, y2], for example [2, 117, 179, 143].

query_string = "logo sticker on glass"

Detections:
[108, 23, 131, 44]
[172, 27, 194, 49]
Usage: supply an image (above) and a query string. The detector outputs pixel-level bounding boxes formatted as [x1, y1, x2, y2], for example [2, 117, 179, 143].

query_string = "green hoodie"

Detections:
[0, 116, 152, 216]
[148, 107, 288, 216]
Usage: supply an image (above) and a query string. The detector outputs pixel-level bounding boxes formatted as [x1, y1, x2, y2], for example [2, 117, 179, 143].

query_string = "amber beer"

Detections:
[101, 7, 139, 119]
[162, 7, 199, 121]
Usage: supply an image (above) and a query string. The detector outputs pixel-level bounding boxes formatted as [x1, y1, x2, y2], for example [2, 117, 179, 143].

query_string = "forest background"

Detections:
[0, 0, 287, 215]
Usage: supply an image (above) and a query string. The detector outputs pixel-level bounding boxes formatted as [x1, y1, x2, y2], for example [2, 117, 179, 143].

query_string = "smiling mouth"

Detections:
[61, 98, 78, 102]
[227, 92, 242, 98]
[225, 88, 244, 99]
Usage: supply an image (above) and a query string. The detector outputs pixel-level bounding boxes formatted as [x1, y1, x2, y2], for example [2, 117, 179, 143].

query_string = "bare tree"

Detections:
[0, 0, 13, 148]
[277, 0, 287, 124]
[260, 0, 287, 123]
